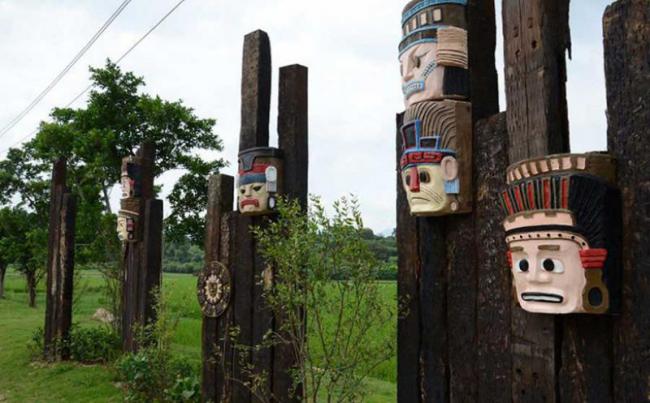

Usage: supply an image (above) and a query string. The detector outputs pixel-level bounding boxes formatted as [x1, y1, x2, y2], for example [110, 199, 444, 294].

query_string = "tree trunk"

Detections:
[0, 263, 7, 299]
[26, 271, 37, 307]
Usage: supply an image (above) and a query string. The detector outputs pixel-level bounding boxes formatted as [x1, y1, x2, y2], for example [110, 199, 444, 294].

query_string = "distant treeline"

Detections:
[163, 228, 398, 280]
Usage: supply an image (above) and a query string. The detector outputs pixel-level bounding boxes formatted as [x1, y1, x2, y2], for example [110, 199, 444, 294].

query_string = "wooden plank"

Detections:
[445, 104, 476, 402]
[396, 112, 422, 403]
[58, 193, 77, 361]
[604, 1, 650, 400]
[141, 199, 162, 327]
[502, 1, 571, 401]
[217, 212, 236, 402]
[201, 174, 234, 402]
[474, 113, 512, 402]
[240, 30, 272, 151]
[273, 64, 309, 402]
[418, 217, 448, 402]
[467, 0, 500, 121]
[44, 158, 67, 360]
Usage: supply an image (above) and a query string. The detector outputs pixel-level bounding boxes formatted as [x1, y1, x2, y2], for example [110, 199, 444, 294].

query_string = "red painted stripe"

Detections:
[527, 182, 535, 209]
[561, 177, 569, 209]
[543, 178, 551, 209]
[580, 249, 608, 270]
[514, 186, 524, 211]
[506, 251, 513, 269]
[503, 192, 514, 215]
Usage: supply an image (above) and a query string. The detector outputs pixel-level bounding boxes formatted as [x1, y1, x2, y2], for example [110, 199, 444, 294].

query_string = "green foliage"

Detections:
[28, 325, 119, 364]
[253, 196, 397, 402]
[116, 289, 199, 402]
[163, 238, 203, 274]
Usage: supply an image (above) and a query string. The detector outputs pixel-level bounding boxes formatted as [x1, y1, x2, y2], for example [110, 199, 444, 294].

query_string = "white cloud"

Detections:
[0, 0, 613, 232]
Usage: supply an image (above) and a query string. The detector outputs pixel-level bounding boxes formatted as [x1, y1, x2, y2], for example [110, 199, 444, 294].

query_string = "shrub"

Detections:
[67, 326, 120, 363]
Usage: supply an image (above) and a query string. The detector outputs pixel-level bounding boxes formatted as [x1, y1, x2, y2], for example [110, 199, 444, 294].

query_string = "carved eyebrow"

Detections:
[538, 245, 561, 251]
[510, 246, 524, 252]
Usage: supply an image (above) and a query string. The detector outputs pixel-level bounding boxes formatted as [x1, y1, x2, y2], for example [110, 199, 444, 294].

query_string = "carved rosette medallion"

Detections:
[197, 261, 231, 318]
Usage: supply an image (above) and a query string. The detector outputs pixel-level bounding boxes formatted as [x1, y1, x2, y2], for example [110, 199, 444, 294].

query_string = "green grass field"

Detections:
[0, 269, 396, 402]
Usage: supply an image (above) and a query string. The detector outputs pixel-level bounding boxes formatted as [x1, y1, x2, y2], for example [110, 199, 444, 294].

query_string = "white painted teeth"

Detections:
[522, 294, 563, 303]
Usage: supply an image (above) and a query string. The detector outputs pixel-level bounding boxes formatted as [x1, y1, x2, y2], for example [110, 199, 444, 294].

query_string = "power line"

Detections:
[0, 0, 133, 139]
[1, 0, 189, 155]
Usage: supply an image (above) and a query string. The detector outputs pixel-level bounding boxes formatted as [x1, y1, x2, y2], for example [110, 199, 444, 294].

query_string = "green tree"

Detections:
[251, 196, 396, 402]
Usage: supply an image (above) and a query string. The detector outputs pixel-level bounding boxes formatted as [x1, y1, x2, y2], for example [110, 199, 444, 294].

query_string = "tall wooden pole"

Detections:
[502, 1, 570, 400]
[121, 142, 162, 353]
[604, 1, 650, 400]
[44, 159, 77, 361]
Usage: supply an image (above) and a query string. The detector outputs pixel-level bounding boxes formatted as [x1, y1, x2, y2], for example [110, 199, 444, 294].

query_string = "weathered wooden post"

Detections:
[604, 0, 650, 400]
[198, 30, 308, 403]
[502, 1, 571, 400]
[44, 158, 77, 361]
[396, 0, 501, 401]
[119, 142, 163, 352]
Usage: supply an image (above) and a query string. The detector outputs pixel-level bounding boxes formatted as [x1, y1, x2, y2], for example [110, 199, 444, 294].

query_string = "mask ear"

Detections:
[441, 156, 459, 181]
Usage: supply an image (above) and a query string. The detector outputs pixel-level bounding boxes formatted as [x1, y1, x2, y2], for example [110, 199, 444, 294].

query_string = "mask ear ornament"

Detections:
[500, 153, 622, 315]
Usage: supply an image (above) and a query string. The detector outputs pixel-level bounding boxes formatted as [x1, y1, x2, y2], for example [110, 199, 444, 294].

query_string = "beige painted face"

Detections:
[116, 215, 129, 242]
[401, 162, 458, 215]
[508, 234, 588, 314]
[238, 182, 270, 215]
[400, 42, 442, 108]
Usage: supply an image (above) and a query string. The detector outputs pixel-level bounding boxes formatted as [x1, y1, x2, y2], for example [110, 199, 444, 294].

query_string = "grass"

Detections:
[0, 269, 396, 402]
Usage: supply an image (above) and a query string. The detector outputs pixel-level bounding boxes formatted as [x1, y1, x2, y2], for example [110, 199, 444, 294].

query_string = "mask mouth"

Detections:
[240, 198, 260, 208]
[402, 80, 425, 97]
[521, 292, 564, 304]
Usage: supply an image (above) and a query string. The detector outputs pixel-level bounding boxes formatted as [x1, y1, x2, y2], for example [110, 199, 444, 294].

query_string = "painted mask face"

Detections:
[399, 100, 472, 216]
[401, 158, 459, 214]
[121, 159, 142, 199]
[399, 0, 469, 107]
[116, 211, 136, 242]
[501, 154, 621, 315]
[237, 147, 283, 216]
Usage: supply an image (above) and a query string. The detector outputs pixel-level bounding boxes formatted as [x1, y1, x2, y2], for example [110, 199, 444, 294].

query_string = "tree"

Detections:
[251, 196, 396, 402]
[23, 60, 224, 248]
[0, 208, 47, 307]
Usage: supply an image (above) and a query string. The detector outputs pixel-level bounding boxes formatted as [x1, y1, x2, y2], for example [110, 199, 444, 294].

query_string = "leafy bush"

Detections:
[67, 326, 120, 363]
[28, 325, 119, 363]
[115, 289, 199, 402]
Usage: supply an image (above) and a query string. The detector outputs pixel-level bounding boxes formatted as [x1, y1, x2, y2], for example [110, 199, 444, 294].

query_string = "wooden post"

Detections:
[502, 1, 570, 400]
[604, 1, 650, 400]
[121, 142, 162, 352]
[200, 174, 234, 402]
[273, 64, 308, 403]
[200, 30, 308, 403]
[396, 1, 501, 401]
[44, 159, 77, 361]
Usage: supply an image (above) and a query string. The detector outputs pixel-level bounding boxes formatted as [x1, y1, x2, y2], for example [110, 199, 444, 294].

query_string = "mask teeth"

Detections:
[422, 60, 437, 78]
[402, 81, 425, 96]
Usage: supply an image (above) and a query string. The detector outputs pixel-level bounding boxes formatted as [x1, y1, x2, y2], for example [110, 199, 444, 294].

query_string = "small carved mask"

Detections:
[121, 158, 142, 199]
[237, 147, 283, 216]
[117, 210, 137, 242]
[501, 154, 621, 314]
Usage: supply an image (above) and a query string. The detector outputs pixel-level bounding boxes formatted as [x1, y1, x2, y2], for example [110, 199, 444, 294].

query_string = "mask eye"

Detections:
[240, 188, 245, 194]
[419, 171, 430, 183]
[542, 258, 564, 273]
[405, 174, 411, 186]
[253, 185, 262, 192]
[515, 259, 529, 273]
[414, 56, 421, 68]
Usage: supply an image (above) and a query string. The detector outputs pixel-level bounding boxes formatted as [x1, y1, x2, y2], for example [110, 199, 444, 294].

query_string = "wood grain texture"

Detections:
[474, 113, 511, 403]
[44, 159, 66, 360]
[604, 1, 650, 401]
[274, 64, 309, 402]
[396, 112, 422, 403]
[502, 1, 571, 401]
[58, 193, 77, 361]
[201, 174, 234, 402]
[240, 30, 272, 151]
[141, 199, 162, 328]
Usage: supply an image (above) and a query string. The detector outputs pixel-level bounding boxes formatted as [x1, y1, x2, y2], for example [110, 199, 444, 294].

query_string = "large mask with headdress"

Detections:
[399, 0, 469, 108]
[501, 154, 622, 314]
[237, 147, 284, 216]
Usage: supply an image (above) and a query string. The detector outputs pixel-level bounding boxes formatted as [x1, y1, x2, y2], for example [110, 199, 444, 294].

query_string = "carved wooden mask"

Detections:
[400, 100, 472, 216]
[399, 0, 469, 108]
[237, 147, 284, 216]
[501, 154, 622, 314]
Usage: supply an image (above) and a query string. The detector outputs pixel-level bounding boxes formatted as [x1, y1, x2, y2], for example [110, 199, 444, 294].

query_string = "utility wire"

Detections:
[0, 0, 133, 139]
[1, 0, 189, 155]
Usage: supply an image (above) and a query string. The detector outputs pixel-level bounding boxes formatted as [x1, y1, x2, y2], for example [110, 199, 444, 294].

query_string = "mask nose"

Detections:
[528, 259, 551, 284]
[243, 185, 252, 197]
[408, 167, 420, 192]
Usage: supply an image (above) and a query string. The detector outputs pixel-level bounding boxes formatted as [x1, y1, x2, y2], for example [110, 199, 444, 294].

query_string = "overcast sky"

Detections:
[0, 0, 612, 234]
